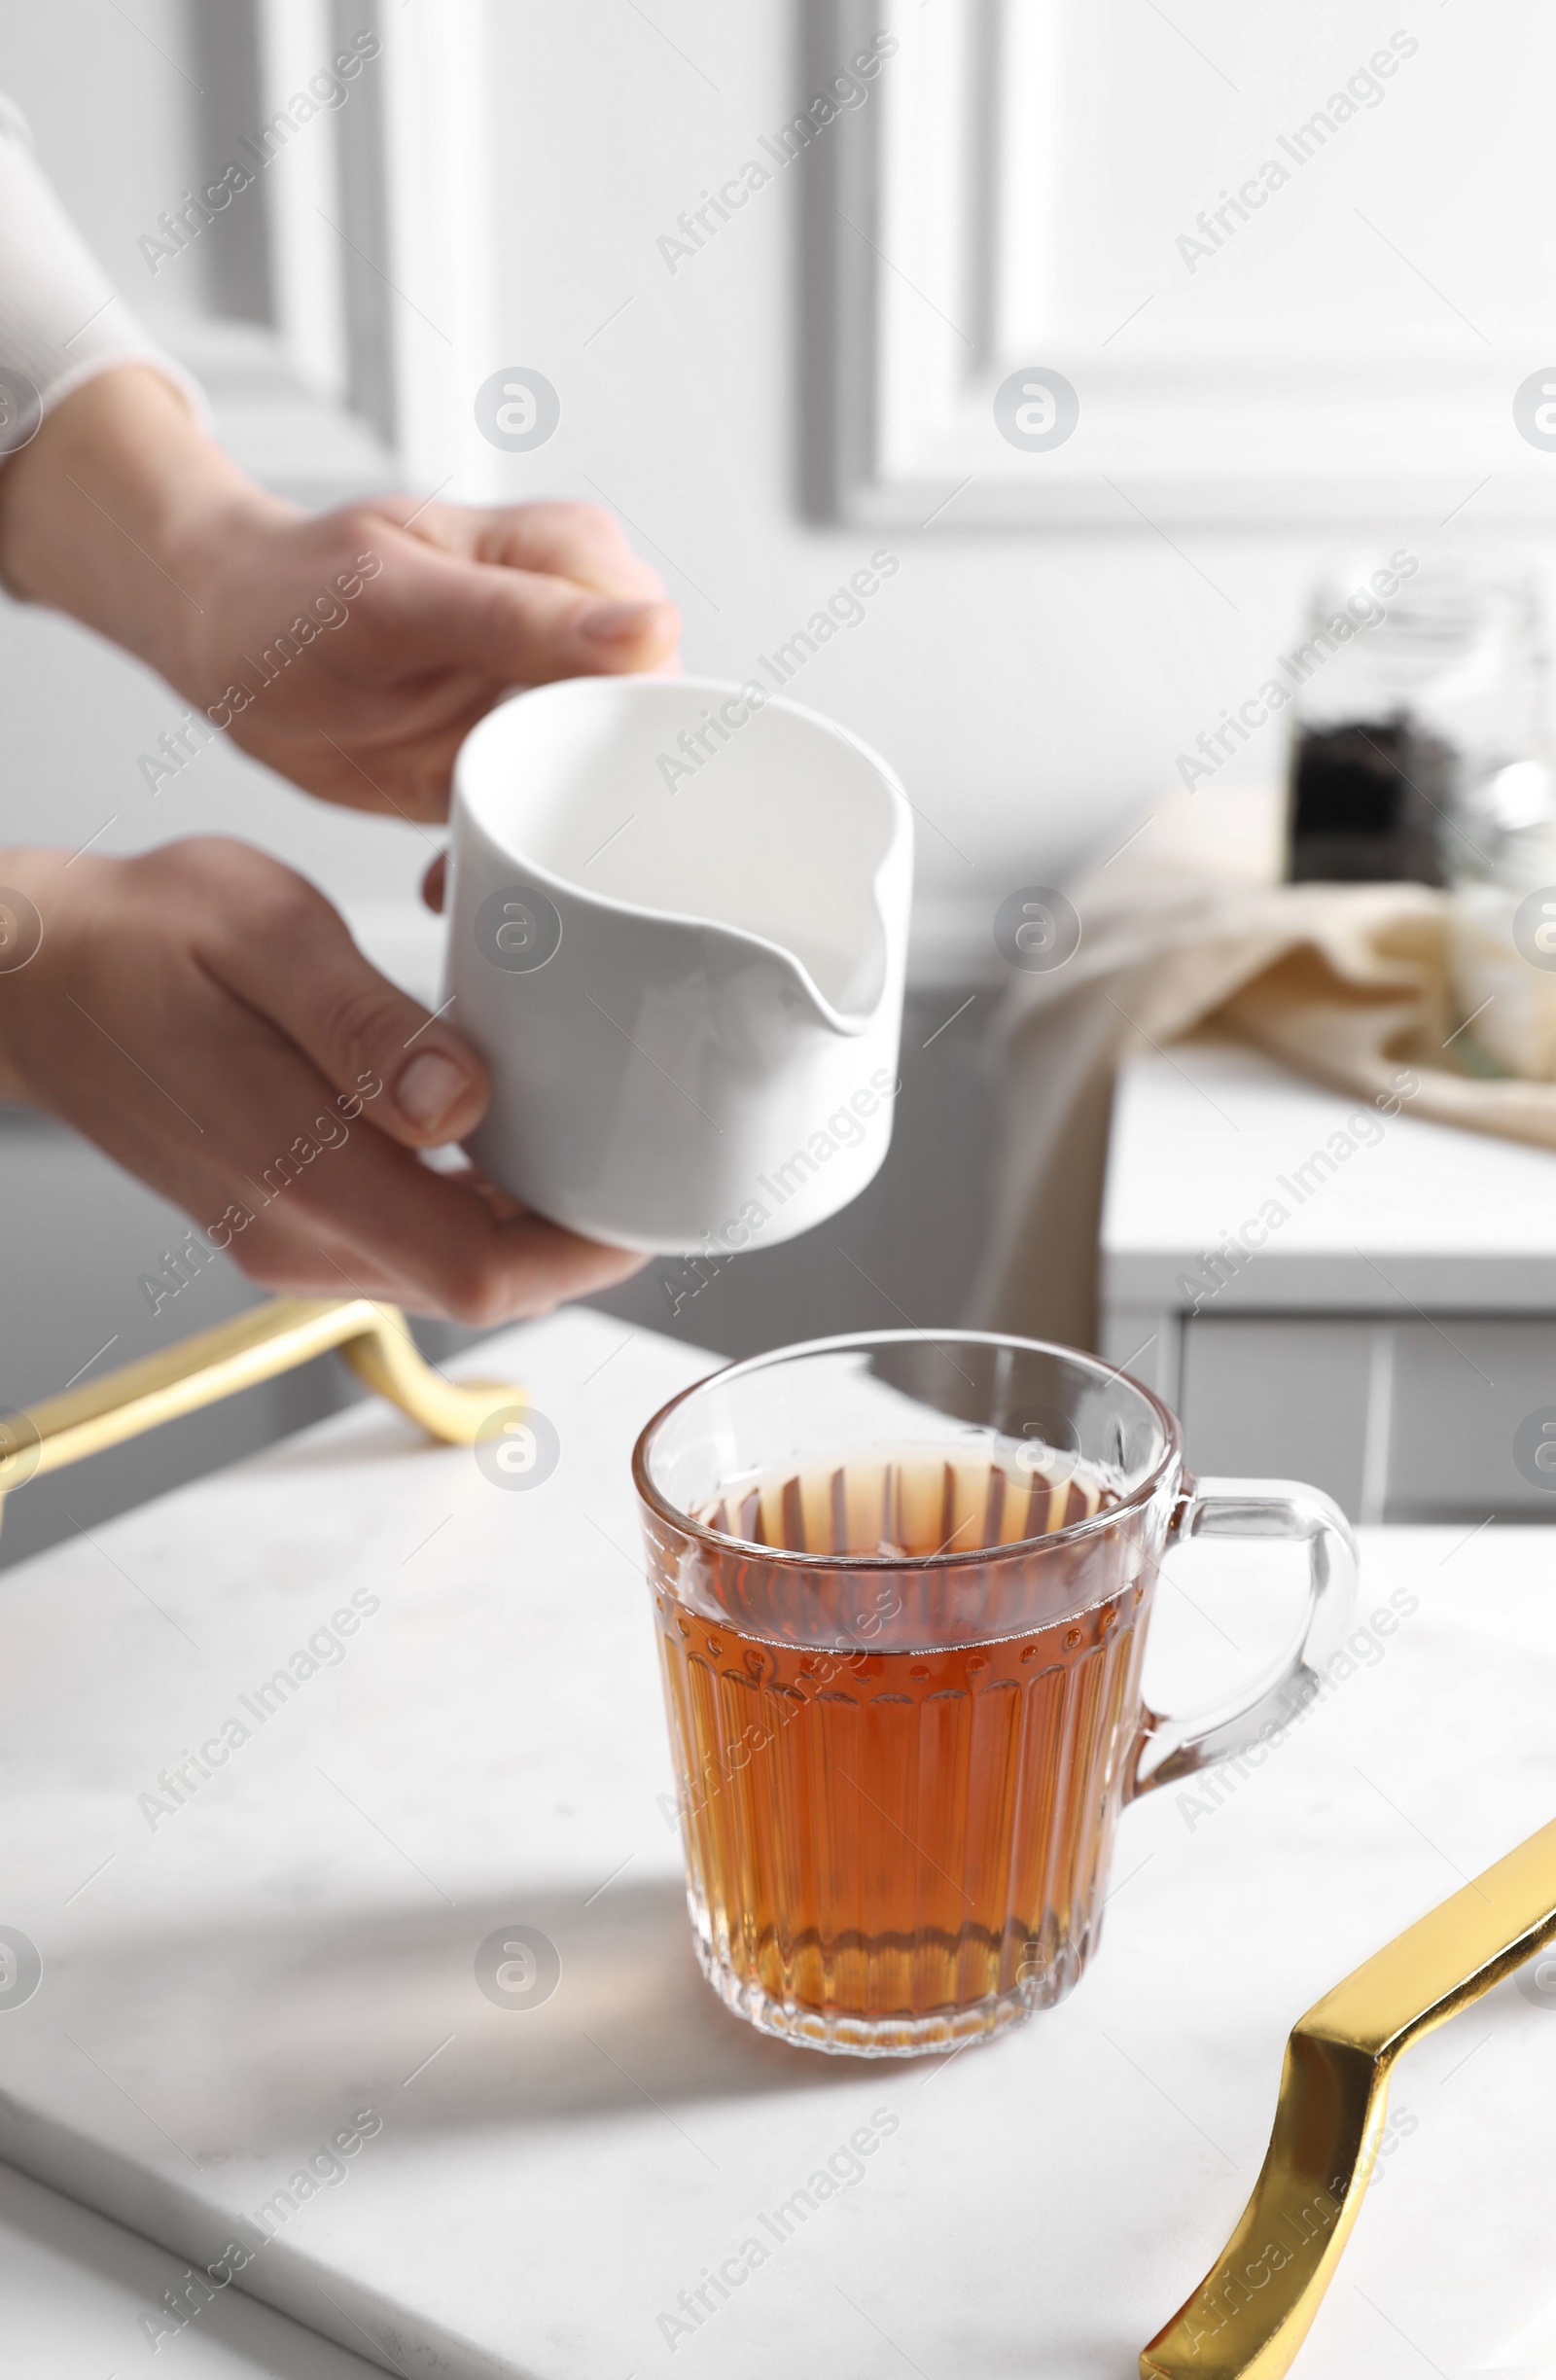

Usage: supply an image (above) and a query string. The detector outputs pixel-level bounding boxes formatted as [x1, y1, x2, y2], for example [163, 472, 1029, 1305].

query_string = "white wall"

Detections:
[9, 3, 1556, 943]
[1, 0, 199, 337]
[475, 0, 1317, 921]
[0, 0, 1399, 965]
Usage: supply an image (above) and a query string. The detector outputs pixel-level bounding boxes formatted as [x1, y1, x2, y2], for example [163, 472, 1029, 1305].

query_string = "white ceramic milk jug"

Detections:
[444, 674, 913, 1255]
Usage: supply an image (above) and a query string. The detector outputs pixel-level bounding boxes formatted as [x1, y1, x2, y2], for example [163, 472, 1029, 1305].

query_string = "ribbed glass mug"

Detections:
[633, 1332, 1357, 2057]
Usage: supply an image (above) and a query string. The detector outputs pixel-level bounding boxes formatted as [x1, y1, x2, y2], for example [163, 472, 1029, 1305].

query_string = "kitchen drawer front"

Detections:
[1180, 1313, 1556, 1524]
[1179, 1317, 1375, 1519]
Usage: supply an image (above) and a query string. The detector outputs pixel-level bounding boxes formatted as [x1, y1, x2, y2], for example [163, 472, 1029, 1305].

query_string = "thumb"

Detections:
[379, 539, 681, 685]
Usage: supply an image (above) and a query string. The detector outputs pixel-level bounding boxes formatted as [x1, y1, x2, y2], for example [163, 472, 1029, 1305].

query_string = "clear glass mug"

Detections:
[633, 1332, 1357, 2057]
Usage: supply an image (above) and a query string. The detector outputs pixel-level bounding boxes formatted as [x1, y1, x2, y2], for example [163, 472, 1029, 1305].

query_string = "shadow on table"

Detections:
[38, 1877, 889, 2158]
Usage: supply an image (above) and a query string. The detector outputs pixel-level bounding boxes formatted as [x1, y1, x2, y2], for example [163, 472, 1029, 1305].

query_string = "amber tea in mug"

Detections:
[633, 1332, 1356, 2056]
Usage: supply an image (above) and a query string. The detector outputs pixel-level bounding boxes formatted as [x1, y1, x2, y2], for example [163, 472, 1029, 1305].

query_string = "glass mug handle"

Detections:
[1131, 1474, 1360, 1797]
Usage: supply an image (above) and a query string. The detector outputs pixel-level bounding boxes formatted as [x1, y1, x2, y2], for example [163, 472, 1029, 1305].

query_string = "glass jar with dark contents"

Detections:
[1286, 555, 1546, 888]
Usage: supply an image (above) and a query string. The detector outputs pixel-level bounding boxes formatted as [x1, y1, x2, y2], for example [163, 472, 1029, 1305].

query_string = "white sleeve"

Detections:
[0, 90, 206, 450]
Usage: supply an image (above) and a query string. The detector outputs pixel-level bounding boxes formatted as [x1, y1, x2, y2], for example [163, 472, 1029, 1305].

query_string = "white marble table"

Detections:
[3, 1307, 1556, 2379]
[0, 2157, 384, 2375]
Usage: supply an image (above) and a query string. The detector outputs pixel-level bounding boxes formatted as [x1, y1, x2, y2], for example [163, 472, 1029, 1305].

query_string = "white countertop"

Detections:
[3, 1306, 1556, 2378]
[1103, 1039, 1556, 1310]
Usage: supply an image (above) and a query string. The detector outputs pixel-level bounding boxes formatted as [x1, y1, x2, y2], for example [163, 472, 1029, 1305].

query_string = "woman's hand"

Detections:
[0, 839, 647, 1321]
[0, 367, 681, 820]
[171, 491, 681, 820]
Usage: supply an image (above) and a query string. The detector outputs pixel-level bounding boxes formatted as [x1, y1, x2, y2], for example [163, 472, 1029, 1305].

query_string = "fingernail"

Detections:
[580, 597, 657, 646]
[395, 1050, 470, 1131]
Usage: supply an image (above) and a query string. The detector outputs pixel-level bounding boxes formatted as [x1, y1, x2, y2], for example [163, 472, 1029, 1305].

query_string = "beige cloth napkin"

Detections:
[971, 784, 1556, 1350]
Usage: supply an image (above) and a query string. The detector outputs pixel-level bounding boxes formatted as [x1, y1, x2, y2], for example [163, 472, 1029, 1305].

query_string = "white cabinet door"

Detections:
[1385, 1319, 1556, 1522]
[1179, 1315, 1378, 1519]
[1182, 1312, 1556, 1523]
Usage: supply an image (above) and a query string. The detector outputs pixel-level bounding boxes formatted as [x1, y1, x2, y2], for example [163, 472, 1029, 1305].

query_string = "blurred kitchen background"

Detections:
[7, 0, 1556, 1565]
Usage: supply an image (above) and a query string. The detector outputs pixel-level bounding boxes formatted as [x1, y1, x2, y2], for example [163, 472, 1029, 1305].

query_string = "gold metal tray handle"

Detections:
[0, 1297, 522, 1522]
[1141, 1811, 1556, 2379]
